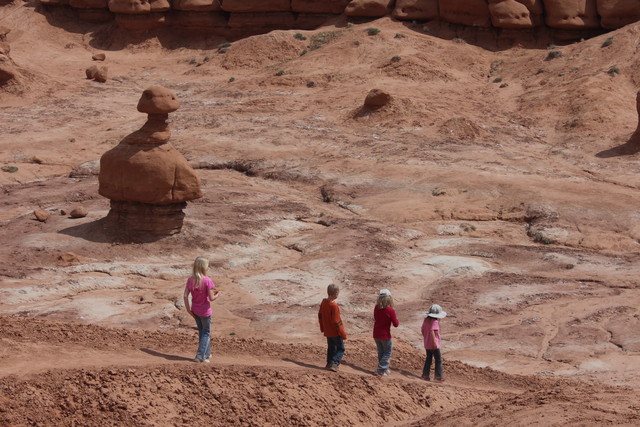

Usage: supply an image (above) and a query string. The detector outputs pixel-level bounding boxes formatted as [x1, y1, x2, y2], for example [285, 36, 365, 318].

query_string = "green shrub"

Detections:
[300, 49, 308, 56]
[308, 30, 344, 51]
[452, 37, 465, 44]
[294, 33, 307, 41]
[391, 55, 401, 62]
[228, 77, 235, 83]
[366, 27, 380, 36]
[275, 69, 285, 76]
[546, 50, 562, 60]
[306, 81, 315, 88]
[1, 165, 18, 173]
[492, 77, 503, 83]
[601, 37, 613, 47]
[432, 187, 445, 196]
[607, 66, 620, 77]
[533, 232, 555, 245]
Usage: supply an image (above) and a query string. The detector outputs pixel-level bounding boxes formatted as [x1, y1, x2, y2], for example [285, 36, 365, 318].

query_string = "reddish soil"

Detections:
[1, 2, 639, 426]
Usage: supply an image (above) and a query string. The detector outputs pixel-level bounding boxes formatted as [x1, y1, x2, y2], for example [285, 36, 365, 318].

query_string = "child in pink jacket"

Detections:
[421, 304, 446, 381]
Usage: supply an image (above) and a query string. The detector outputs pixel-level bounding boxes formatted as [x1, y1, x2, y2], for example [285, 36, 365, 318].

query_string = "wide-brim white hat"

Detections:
[426, 304, 447, 319]
[379, 289, 391, 296]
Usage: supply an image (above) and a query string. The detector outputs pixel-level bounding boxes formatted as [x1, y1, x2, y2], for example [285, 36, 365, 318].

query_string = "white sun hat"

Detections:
[379, 289, 392, 296]
[426, 304, 447, 319]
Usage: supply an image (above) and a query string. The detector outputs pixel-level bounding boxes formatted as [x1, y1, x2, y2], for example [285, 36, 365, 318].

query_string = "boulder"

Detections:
[438, 0, 491, 27]
[85, 65, 108, 82]
[291, 0, 349, 14]
[70, 206, 88, 218]
[488, 0, 534, 28]
[221, 0, 291, 12]
[345, 0, 395, 17]
[542, 0, 600, 29]
[392, 0, 438, 20]
[364, 88, 391, 107]
[34, 209, 50, 222]
[597, 0, 640, 29]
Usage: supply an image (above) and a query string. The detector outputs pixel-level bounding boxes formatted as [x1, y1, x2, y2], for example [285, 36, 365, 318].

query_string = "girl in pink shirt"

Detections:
[183, 256, 220, 363]
[421, 304, 446, 381]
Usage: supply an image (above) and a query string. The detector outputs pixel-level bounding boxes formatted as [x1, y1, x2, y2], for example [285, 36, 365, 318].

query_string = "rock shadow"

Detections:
[59, 217, 167, 243]
[596, 136, 640, 158]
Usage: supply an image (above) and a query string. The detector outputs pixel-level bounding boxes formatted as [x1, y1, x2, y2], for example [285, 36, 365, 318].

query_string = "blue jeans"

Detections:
[326, 336, 345, 366]
[195, 315, 211, 361]
[375, 339, 392, 373]
[423, 348, 443, 379]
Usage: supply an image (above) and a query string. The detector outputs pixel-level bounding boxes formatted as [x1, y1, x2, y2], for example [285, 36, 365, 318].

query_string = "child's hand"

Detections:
[212, 290, 220, 300]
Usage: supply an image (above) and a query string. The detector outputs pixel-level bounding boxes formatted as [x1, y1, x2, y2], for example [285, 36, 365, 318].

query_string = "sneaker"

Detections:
[329, 364, 339, 372]
[194, 358, 202, 363]
[421, 376, 430, 381]
[433, 378, 445, 382]
[202, 358, 210, 363]
[325, 363, 332, 369]
[384, 369, 391, 376]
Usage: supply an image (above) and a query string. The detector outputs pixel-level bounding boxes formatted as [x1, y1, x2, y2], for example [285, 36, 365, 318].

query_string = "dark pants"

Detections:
[422, 348, 443, 379]
[326, 336, 345, 366]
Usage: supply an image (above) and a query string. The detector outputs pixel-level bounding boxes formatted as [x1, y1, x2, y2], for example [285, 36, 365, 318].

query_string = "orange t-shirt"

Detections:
[318, 298, 347, 339]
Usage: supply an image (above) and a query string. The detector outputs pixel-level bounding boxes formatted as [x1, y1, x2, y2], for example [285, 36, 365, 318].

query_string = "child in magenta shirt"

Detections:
[421, 304, 446, 381]
[183, 256, 220, 363]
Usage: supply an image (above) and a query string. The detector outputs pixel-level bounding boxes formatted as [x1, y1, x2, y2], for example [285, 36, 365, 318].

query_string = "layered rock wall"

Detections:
[37, 0, 640, 35]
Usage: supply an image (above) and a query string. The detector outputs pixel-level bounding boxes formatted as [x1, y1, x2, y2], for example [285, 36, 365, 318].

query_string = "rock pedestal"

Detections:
[99, 86, 202, 240]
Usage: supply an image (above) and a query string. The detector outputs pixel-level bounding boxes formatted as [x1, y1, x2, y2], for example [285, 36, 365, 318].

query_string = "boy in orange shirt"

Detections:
[318, 284, 347, 372]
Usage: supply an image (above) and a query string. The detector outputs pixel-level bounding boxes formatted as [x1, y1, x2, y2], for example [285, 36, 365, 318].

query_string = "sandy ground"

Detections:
[1, 2, 640, 425]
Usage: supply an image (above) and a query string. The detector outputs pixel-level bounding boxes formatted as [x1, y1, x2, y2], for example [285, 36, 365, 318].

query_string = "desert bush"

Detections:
[275, 70, 285, 76]
[306, 81, 315, 88]
[546, 50, 562, 60]
[533, 232, 555, 245]
[1, 165, 18, 173]
[294, 33, 307, 41]
[432, 187, 445, 196]
[601, 37, 613, 47]
[452, 37, 465, 44]
[366, 28, 380, 36]
[300, 49, 308, 56]
[607, 66, 620, 77]
[492, 77, 503, 83]
[308, 30, 344, 51]
[228, 77, 235, 83]
[391, 55, 401, 62]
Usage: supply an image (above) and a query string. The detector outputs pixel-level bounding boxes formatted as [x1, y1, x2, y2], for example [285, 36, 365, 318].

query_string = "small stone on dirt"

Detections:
[92, 53, 106, 61]
[34, 209, 50, 222]
[69, 207, 88, 218]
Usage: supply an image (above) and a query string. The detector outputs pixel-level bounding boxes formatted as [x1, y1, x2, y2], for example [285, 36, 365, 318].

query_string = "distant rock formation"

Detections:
[99, 86, 202, 240]
[0, 26, 25, 94]
[631, 91, 640, 146]
[37, 0, 640, 36]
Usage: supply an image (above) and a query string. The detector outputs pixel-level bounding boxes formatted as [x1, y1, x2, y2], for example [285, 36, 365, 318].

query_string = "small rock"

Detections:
[70, 207, 88, 218]
[85, 65, 98, 79]
[92, 53, 106, 61]
[34, 209, 50, 222]
[60, 209, 66, 215]
[58, 252, 81, 264]
[93, 67, 108, 83]
[364, 89, 391, 107]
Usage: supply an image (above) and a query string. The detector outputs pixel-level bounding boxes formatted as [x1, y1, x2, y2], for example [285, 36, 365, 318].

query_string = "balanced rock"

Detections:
[364, 89, 391, 107]
[488, 0, 534, 28]
[99, 86, 202, 240]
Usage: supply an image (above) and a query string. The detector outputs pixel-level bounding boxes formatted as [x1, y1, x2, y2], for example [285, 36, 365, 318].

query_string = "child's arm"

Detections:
[183, 287, 195, 319]
[207, 287, 220, 301]
[318, 305, 324, 333]
[390, 308, 399, 328]
[333, 305, 347, 340]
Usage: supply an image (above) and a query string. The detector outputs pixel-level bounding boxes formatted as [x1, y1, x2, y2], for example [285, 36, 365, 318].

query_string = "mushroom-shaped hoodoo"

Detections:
[98, 86, 202, 240]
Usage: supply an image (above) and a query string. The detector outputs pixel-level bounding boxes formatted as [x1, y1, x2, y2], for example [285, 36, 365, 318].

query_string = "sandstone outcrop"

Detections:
[439, 0, 492, 27]
[543, 0, 600, 29]
[392, 0, 438, 20]
[345, 0, 395, 17]
[630, 91, 640, 146]
[99, 86, 202, 239]
[597, 0, 640, 29]
[37, 0, 640, 36]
